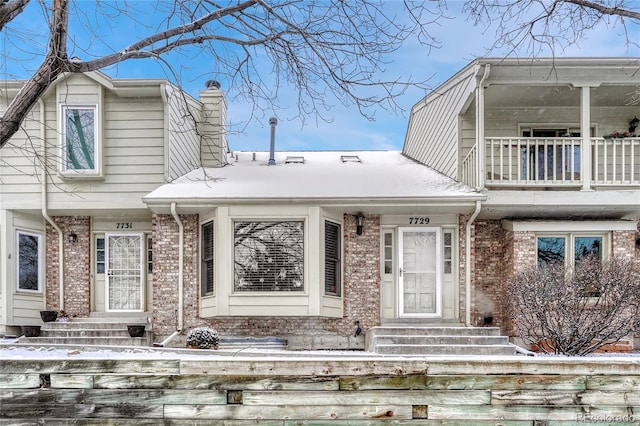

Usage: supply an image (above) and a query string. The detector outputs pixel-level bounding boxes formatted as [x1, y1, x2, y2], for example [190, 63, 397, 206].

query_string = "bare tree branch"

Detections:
[0, 0, 30, 31]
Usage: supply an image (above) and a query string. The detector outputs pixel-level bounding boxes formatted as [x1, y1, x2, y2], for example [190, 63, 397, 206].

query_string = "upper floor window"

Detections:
[60, 105, 101, 176]
[324, 221, 341, 296]
[17, 231, 43, 292]
[537, 234, 603, 267]
[234, 221, 304, 292]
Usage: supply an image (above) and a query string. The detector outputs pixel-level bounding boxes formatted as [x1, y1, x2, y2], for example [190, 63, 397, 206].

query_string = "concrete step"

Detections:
[373, 335, 510, 346]
[42, 322, 148, 330]
[375, 343, 517, 356]
[370, 326, 503, 336]
[19, 336, 152, 346]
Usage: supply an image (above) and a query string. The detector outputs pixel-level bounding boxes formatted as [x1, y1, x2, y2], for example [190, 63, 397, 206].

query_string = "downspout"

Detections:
[465, 200, 481, 327]
[39, 99, 65, 311]
[171, 202, 184, 331]
[476, 64, 490, 191]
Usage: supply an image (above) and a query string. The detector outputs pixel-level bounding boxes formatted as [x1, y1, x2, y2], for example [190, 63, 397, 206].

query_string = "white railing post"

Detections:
[580, 86, 592, 191]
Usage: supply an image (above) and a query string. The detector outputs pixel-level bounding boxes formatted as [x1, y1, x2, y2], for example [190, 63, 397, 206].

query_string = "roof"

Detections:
[143, 151, 483, 205]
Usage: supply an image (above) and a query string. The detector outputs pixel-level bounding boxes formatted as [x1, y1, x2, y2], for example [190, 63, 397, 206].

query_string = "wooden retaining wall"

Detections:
[1, 355, 640, 424]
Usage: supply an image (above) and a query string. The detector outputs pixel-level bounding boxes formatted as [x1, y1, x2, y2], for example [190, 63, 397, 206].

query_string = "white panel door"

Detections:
[106, 233, 144, 311]
[398, 227, 441, 317]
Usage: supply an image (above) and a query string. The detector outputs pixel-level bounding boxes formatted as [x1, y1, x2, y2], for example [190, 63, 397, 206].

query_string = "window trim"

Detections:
[59, 104, 102, 178]
[16, 230, 43, 293]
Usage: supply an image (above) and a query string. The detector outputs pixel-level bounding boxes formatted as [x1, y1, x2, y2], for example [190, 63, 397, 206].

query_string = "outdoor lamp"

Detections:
[68, 232, 77, 243]
[630, 116, 639, 133]
[355, 212, 365, 235]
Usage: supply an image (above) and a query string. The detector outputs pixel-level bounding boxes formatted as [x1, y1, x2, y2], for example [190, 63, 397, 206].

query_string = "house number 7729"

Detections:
[409, 217, 430, 225]
[116, 223, 132, 229]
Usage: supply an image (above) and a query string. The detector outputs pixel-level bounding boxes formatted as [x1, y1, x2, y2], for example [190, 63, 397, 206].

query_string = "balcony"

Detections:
[461, 137, 640, 190]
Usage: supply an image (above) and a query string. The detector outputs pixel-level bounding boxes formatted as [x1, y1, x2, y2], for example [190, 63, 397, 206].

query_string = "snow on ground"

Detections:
[1, 341, 639, 361]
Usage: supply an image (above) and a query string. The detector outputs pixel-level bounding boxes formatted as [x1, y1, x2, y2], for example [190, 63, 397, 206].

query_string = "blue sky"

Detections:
[2, 1, 639, 152]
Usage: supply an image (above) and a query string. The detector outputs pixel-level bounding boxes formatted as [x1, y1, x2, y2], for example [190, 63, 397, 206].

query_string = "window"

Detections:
[147, 237, 153, 274]
[443, 231, 453, 274]
[61, 105, 99, 175]
[234, 221, 304, 292]
[96, 237, 105, 274]
[537, 234, 603, 267]
[201, 221, 214, 295]
[17, 231, 42, 292]
[324, 221, 341, 296]
[383, 232, 393, 274]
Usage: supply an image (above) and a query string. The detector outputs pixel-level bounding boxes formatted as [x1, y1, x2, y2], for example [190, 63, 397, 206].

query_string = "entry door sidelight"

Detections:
[398, 227, 441, 317]
[106, 233, 144, 311]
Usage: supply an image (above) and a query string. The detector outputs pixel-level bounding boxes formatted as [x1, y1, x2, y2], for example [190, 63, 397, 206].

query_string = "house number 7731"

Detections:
[116, 223, 133, 229]
[409, 217, 430, 225]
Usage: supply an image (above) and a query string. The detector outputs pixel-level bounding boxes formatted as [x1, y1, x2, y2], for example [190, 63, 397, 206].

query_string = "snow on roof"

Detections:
[145, 151, 483, 202]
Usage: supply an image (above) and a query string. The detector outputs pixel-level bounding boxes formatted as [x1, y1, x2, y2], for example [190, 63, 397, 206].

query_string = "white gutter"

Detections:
[38, 99, 64, 311]
[465, 200, 481, 327]
[170, 202, 184, 331]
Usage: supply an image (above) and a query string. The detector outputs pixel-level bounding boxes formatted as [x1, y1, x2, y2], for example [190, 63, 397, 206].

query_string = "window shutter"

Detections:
[324, 221, 341, 296]
[201, 221, 214, 295]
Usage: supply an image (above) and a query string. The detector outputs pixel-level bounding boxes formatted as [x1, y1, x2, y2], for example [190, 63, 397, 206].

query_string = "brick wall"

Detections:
[45, 216, 90, 317]
[152, 213, 381, 349]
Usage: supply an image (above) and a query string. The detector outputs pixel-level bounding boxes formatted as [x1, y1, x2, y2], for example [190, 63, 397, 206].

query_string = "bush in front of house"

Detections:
[186, 326, 219, 349]
[507, 254, 640, 356]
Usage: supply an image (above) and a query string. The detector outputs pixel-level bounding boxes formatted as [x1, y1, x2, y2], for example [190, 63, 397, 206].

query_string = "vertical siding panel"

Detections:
[404, 67, 477, 179]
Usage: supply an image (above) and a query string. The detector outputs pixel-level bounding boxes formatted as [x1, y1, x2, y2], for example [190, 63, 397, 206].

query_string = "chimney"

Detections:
[268, 117, 277, 165]
[199, 81, 227, 167]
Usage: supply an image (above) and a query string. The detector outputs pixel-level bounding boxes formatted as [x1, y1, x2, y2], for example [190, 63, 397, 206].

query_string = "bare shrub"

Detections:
[507, 254, 640, 356]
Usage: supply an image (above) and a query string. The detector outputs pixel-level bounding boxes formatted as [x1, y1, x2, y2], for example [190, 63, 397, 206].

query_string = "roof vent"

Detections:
[341, 155, 361, 163]
[285, 156, 305, 164]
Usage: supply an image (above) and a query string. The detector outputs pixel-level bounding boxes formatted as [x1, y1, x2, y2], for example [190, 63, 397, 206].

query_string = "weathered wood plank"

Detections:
[0, 403, 164, 419]
[50, 374, 93, 389]
[0, 419, 165, 425]
[283, 421, 535, 426]
[242, 390, 490, 406]
[163, 404, 413, 420]
[179, 359, 429, 376]
[586, 375, 640, 391]
[579, 390, 640, 405]
[340, 374, 586, 391]
[428, 404, 639, 421]
[424, 359, 640, 376]
[0, 374, 40, 389]
[491, 390, 580, 405]
[0, 359, 180, 374]
[93, 374, 339, 390]
[0, 389, 226, 405]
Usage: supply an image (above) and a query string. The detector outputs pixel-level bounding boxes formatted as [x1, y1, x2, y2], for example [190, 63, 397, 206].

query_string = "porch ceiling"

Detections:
[484, 85, 636, 108]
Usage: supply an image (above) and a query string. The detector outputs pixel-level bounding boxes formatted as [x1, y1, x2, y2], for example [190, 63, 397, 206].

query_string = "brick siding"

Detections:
[45, 216, 91, 317]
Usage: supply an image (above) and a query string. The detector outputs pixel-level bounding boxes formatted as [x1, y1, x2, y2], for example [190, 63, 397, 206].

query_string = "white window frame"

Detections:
[16, 230, 43, 293]
[536, 232, 608, 267]
[59, 104, 102, 177]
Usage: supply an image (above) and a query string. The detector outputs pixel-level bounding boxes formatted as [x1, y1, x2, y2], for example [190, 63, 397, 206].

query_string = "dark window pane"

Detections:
[537, 237, 565, 267]
[18, 233, 40, 291]
[575, 237, 601, 261]
[65, 107, 95, 170]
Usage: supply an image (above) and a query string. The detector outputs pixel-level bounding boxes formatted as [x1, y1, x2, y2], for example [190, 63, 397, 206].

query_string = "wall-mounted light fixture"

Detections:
[68, 232, 77, 244]
[355, 212, 365, 235]
[630, 116, 639, 133]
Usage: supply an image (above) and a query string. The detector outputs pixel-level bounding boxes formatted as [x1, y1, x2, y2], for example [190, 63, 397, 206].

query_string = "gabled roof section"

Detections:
[143, 151, 484, 206]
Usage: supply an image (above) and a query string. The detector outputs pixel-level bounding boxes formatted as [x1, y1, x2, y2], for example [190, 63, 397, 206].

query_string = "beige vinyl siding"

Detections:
[166, 85, 201, 180]
[403, 68, 477, 179]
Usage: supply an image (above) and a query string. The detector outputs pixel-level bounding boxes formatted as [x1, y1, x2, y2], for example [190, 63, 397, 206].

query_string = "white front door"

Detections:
[398, 227, 441, 317]
[106, 233, 144, 311]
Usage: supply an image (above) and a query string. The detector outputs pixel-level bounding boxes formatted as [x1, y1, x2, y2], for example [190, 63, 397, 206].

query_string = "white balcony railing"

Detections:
[461, 137, 640, 188]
